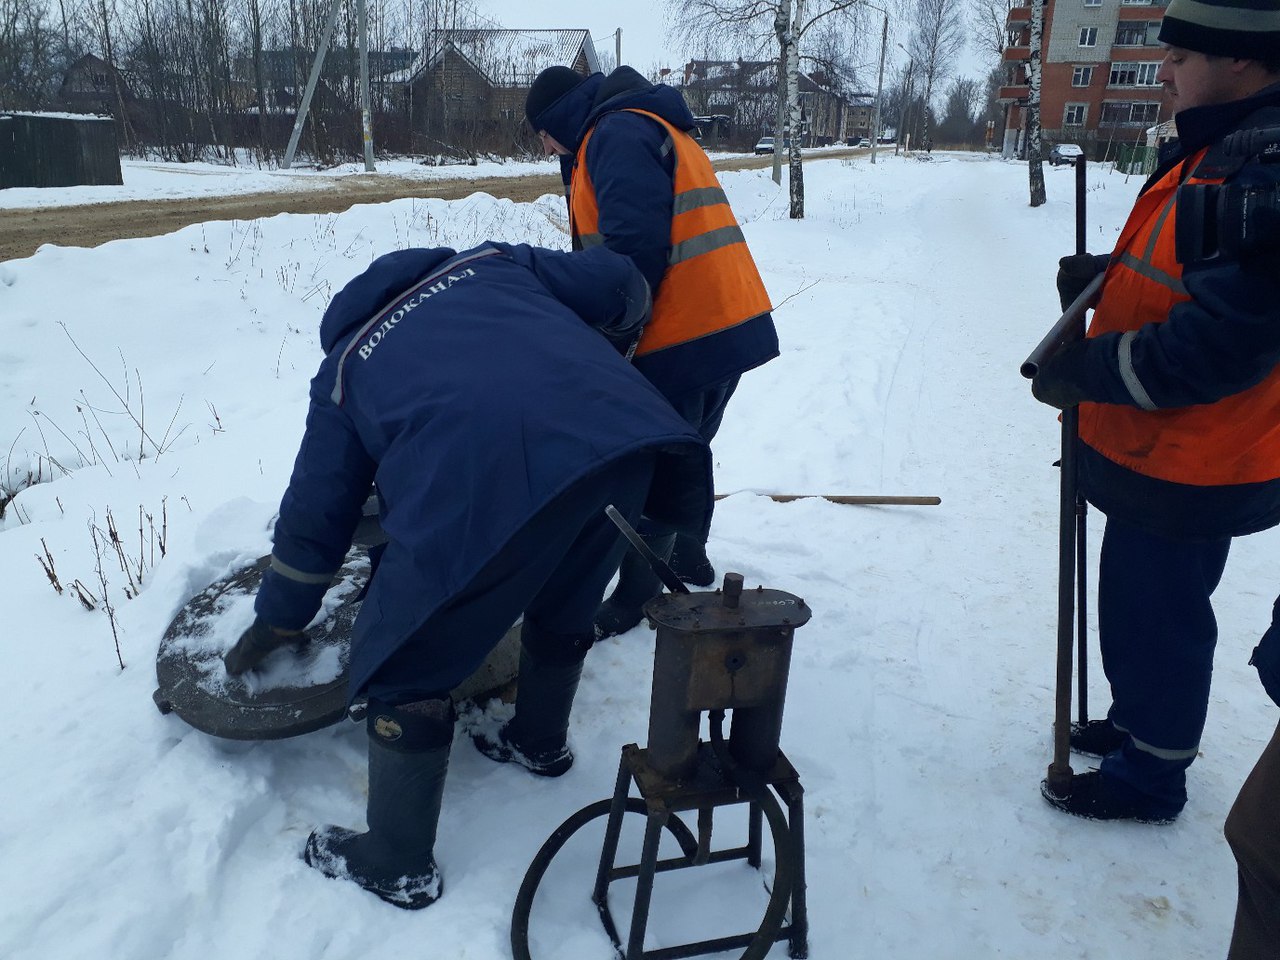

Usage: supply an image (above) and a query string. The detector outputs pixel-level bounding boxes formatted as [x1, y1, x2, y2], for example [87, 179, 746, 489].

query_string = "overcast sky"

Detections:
[474, 0, 685, 71]
[473, 0, 990, 88]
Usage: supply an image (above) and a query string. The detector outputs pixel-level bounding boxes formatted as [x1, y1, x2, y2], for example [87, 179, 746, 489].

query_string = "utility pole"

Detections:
[282, 0, 343, 170]
[616, 28, 622, 68]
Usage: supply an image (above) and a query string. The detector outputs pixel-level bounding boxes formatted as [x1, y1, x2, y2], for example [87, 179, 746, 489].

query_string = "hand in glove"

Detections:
[223, 618, 307, 675]
[1056, 253, 1109, 312]
[1031, 340, 1092, 409]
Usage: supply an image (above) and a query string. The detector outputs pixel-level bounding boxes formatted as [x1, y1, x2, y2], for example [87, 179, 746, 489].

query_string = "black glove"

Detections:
[223, 618, 307, 675]
[1251, 598, 1280, 709]
[1031, 340, 1092, 409]
[1056, 253, 1108, 312]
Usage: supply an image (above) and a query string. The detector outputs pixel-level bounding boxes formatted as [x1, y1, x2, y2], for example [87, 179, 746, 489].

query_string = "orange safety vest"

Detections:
[1080, 149, 1280, 486]
[569, 109, 773, 358]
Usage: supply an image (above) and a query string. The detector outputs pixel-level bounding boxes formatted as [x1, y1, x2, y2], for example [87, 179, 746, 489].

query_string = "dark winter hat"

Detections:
[525, 66, 588, 130]
[1158, 0, 1280, 60]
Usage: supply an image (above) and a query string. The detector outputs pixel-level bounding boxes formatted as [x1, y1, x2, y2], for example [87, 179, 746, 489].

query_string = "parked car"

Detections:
[856, 137, 871, 148]
[1048, 143, 1084, 166]
[753, 136, 791, 154]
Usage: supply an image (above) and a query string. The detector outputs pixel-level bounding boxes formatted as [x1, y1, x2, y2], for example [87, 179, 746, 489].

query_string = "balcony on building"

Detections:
[997, 85, 1030, 104]
[1006, 3, 1031, 25]
[1003, 45, 1031, 63]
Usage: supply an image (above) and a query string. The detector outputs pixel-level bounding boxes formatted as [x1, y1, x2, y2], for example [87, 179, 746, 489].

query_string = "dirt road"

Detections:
[0, 150, 860, 263]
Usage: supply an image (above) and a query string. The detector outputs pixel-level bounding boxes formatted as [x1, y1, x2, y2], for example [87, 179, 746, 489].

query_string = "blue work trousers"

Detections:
[366, 452, 655, 702]
[1096, 515, 1231, 809]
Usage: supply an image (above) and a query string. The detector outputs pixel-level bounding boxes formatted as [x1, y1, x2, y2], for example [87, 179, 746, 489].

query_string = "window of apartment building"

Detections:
[1120, 0, 1156, 5]
[1099, 101, 1160, 125]
[1109, 61, 1160, 86]
[1084, 0, 1102, 6]
[1072, 65, 1094, 87]
[1064, 103, 1088, 126]
[1115, 20, 1162, 45]
[1079, 27, 1098, 46]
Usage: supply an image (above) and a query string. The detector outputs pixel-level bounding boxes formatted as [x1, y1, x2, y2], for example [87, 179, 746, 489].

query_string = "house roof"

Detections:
[681, 59, 849, 100]
[407, 29, 600, 87]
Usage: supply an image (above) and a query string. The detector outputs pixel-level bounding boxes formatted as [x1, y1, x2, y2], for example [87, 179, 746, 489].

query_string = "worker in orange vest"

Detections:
[525, 64, 779, 637]
[1031, 0, 1280, 830]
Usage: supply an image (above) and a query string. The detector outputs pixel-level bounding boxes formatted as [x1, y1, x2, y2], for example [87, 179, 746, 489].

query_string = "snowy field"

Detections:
[1, 150, 1274, 960]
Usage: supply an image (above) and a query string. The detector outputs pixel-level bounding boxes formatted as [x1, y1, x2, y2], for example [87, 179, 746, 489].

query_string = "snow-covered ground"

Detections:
[1, 151, 1273, 960]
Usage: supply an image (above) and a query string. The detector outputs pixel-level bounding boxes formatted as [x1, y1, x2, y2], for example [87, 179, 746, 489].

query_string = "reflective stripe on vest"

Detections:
[569, 109, 773, 357]
[1080, 148, 1280, 486]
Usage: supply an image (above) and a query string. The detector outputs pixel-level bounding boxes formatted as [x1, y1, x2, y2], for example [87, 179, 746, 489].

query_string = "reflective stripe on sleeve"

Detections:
[1118, 330, 1158, 411]
[270, 554, 336, 585]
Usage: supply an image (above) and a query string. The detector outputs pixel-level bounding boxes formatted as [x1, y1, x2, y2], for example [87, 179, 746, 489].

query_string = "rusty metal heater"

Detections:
[589, 571, 813, 960]
[645, 571, 808, 780]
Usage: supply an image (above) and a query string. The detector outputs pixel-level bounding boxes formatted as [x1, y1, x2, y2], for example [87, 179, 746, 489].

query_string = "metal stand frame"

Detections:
[592, 742, 809, 960]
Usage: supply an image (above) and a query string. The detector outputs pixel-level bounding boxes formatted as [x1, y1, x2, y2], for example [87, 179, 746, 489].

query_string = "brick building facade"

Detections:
[999, 0, 1171, 159]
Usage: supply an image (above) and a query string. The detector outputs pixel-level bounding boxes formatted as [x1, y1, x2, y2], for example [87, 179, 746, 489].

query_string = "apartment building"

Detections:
[999, 0, 1171, 158]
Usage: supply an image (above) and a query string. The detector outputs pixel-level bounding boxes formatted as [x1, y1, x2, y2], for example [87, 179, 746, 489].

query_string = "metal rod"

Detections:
[1075, 155, 1087, 254]
[624, 813, 667, 960]
[713, 494, 940, 505]
[1076, 495, 1089, 725]
[1073, 153, 1090, 728]
[1047, 404, 1079, 793]
[604, 505, 689, 594]
[1020, 272, 1104, 379]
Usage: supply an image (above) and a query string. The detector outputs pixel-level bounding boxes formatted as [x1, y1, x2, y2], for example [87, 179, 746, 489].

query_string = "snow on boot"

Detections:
[594, 532, 675, 639]
[473, 640, 584, 777]
[668, 534, 715, 587]
[1039, 770, 1180, 824]
[1069, 719, 1128, 758]
[304, 697, 453, 909]
[473, 722, 574, 778]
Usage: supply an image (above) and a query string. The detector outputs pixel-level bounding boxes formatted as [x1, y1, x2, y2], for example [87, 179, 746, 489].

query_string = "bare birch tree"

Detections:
[1027, 0, 1045, 205]
[666, 0, 862, 218]
[904, 0, 965, 152]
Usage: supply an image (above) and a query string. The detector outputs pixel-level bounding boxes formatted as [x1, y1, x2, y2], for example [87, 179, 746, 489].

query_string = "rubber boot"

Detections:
[668, 533, 716, 587]
[304, 697, 453, 909]
[594, 532, 676, 639]
[473, 645, 584, 777]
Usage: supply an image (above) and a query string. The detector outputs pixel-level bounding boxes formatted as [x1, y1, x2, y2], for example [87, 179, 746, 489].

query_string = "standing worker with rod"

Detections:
[523, 63, 779, 635]
[1028, 0, 1280, 824]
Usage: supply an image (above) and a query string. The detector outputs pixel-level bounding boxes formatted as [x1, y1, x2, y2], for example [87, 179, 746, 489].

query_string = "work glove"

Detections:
[1251, 597, 1280, 709]
[223, 618, 307, 675]
[1031, 340, 1092, 410]
[1056, 253, 1109, 313]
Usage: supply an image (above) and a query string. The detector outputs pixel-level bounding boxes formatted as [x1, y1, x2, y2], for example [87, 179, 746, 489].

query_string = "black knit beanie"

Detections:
[525, 66, 588, 129]
[1158, 0, 1280, 60]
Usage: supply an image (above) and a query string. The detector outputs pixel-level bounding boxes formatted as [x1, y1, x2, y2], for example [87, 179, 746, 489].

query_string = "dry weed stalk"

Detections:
[89, 522, 125, 669]
[36, 539, 62, 595]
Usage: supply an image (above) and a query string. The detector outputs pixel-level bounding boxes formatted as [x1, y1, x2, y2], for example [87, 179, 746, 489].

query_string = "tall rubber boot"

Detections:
[594, 532, 676, 638]
[304, 697, 453, 909]
[668, 533, 716, 587]
[473, 645, 585, 777]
